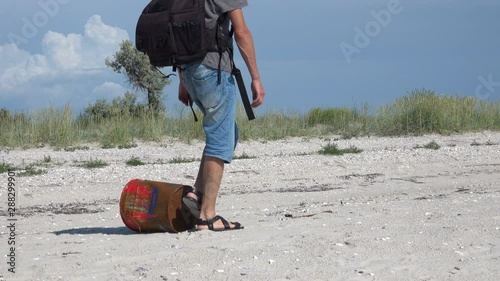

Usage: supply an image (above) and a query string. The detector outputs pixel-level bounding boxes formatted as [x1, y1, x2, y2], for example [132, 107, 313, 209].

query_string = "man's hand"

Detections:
[251, 78, 265, 108]
[178, 81, 192, 106]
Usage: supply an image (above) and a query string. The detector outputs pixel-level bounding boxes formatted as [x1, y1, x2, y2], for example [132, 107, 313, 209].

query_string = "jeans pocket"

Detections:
[192, 65, 218, 81]
[191, 66, 221, 109]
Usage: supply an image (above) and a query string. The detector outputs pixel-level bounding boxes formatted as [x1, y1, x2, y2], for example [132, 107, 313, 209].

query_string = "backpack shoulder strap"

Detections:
[215, 13, 228, 84]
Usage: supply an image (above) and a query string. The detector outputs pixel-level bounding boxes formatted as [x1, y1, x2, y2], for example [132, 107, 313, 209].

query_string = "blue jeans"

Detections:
[181, 63, 239, 163]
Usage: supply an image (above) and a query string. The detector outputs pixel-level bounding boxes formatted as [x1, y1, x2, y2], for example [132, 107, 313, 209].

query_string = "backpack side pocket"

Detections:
[170, 8, 208, 64]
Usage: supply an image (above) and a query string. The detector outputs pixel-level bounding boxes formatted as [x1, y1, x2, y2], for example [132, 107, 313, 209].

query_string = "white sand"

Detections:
[1, 132, 499, 281]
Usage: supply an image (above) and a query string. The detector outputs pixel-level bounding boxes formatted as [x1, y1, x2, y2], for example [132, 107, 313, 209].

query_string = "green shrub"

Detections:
[319, 143, 363, 155]
[126, 157, 145, 166]
[77, 159, 109, 169]
[233, 152, 256, 160]
[423, 140, 440, 150]
[0, 162, 17, 173]
[169, 157, 198, 164]
[79, 92, 148, 123]
[18, 165, 47, 177]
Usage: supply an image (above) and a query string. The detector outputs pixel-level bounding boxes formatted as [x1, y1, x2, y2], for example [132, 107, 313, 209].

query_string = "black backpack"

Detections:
[135, 0, 255, 120]
[135, 0, 224, 68]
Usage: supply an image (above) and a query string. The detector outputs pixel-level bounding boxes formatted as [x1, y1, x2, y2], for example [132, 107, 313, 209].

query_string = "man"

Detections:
[178, 0, 265, 231]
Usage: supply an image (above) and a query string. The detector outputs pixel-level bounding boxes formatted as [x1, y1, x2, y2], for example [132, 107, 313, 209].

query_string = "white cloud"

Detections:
[92, 81, 127, 99]
[42, 31, 83, 70]
[0, 15, 129, 91]
[0, 44, 50, 92]
[85, 15, 128, 45]
[80, 15, 130, 71]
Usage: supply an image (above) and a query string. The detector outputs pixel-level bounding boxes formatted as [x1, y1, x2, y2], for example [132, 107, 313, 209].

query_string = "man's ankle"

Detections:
[199, 211, 216, 221]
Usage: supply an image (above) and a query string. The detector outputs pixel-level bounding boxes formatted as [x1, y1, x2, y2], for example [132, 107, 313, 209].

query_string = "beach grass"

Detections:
[1, 89, 499, 149]
[414, 140, 441, 150]
[18, 165, 47, 177]
[126, 157, 145, 166]
[233, 152, 257, 160]
[168, 156, 198, 164]
[63, 146, 90, 152]
[43, 155, 52, 163]
[0, 162, 17, 173]
[76, 159, 109, 169]
[319, 143, 363, 155]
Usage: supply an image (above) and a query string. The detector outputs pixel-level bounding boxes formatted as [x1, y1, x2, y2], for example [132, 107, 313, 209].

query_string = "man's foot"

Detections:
[182, 188, 203, 219]
[196, 215, 243, 231]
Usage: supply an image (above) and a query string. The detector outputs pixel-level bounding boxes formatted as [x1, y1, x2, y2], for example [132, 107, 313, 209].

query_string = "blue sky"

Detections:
[1, 0, 499, 116]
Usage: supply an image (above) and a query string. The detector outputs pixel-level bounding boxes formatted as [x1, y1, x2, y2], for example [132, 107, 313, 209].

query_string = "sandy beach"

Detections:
[1, 132, 499, 281]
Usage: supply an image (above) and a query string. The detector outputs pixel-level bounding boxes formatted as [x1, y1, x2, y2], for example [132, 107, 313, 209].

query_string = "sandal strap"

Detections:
[218, 216, 230, 229]
[184, 186, 203, 204]
[198, 215, 230, 230]
[193, 189, 204, 198]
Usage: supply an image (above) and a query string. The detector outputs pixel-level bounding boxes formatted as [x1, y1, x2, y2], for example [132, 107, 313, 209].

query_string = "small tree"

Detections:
[105, 40, 169, 115]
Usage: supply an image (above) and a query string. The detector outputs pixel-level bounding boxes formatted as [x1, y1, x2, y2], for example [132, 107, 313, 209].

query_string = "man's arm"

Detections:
[177, 70, 192, 106]
[228, 9, 265, 108]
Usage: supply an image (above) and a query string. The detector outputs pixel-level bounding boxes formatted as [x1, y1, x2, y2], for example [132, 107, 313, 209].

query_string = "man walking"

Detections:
[178, 0, 265, 231]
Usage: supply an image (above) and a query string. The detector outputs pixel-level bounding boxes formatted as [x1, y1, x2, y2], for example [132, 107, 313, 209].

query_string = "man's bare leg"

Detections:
[192, 155, 206, 193]
[194, 155, 238, 230]
[198, 155, 222, 220]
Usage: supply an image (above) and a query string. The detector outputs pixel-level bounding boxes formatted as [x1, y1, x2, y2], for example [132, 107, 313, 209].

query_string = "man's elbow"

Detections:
[233, 26, 252, 42]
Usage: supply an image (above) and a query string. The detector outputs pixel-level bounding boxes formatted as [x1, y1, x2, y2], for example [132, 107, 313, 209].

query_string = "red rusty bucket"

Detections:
[119, 179, 195, 233]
